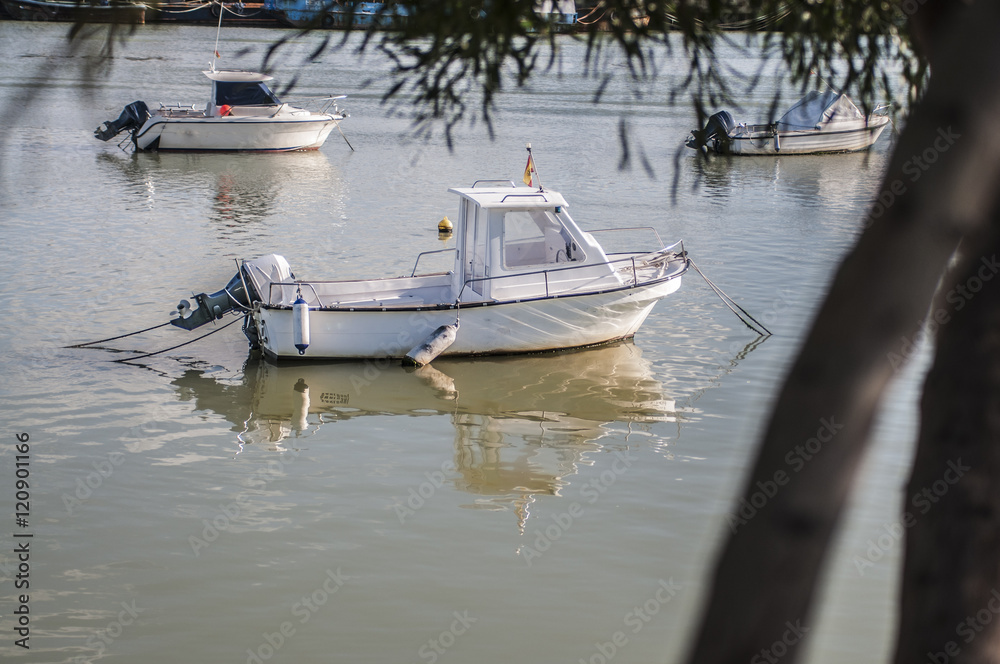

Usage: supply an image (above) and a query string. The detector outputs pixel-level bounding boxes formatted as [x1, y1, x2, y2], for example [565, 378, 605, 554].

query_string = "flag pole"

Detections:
[525, 142, 543, 192]
[212, 1, 224, 71]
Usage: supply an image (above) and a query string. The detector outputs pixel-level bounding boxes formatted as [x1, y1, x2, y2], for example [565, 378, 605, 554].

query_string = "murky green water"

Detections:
[0, 21, 920, 664]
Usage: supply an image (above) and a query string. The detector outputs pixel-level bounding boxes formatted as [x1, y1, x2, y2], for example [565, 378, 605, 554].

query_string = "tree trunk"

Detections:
[682, 2, 1000, 662]
[893, 218, 1000, 663]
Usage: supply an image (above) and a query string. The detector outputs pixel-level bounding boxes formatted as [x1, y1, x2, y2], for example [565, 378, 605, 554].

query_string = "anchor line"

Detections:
[336, 121, 354, 151]
[689, 259, 772, 336]
[65, 322, 173, 348]
[113, 315, 242, 363]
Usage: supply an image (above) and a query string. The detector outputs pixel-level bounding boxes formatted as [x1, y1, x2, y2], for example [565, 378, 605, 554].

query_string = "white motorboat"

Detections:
[686, 91, 890, 155]
[169, 173, 690, 362]
[95, 68, 347, 152]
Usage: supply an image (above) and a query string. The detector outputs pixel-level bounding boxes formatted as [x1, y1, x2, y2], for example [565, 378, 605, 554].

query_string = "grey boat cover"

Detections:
[776, 91, 865, 130]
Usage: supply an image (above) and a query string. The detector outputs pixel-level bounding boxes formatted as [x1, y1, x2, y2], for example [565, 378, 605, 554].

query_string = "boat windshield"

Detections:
[214, 81, 282, 107]
[502, 209, 580, 269]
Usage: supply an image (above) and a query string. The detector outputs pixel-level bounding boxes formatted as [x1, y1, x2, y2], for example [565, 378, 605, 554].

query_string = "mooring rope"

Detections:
[65, 321, 173, 349]
[574, 5, 605, 24]
[689, 259, 772, 336]
[113, 316, 242, 363]
[336, 121, 355, 151]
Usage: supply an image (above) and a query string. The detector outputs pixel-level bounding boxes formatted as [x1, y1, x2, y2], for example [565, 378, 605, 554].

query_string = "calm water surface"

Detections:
[0, 22, 921, 664]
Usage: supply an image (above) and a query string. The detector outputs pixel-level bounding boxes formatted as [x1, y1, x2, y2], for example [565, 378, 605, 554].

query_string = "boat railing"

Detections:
[457, 239, 686, 301]
[742, 123, 777, 134]
[410, 248, 457, 277]
[279, 95, 347, 116]
[297, 282, 326, 308]
[280, 95, 347, 104]
[157, 103, 204, 115]
[501, 193, 550, 203]
[587, 226, 664, 249]
[256, 275, 328, 308]
[472, 180, 516, 188]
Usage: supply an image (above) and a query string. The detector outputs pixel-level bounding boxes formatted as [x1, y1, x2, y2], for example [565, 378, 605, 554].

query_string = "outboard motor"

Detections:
[686, 110, 736, 150]
[171, 255, 293, 350]
[94, 101, 150, 142]
[171, 269, 258, 332]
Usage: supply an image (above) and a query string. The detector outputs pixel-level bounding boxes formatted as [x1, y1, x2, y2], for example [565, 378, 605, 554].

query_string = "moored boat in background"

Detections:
[687, 90, 891, 155]
[94, 67, 348, 152]
[0, 0, 146, 22]
[143, 0, 278, 25]
[264, 0, 409, 29]
[535, 0, 577, 30]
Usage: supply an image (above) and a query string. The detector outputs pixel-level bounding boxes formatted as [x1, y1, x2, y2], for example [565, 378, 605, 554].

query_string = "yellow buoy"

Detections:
[437, 216, 453, 234]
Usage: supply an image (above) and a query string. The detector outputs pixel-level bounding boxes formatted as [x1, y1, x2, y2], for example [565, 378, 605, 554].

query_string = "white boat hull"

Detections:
[719, 117, 889, 155]
[96, 69, 349, 152]
[134, 115, 339, 152]
[169, 183, 689, 364]
[253, 277, 683, 360]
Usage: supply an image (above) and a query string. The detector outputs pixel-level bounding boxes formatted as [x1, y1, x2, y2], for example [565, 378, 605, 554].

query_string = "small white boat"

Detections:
[95, 68, 347, 152]
[686, 91, 890, 155]
[169, 174, 690, 362]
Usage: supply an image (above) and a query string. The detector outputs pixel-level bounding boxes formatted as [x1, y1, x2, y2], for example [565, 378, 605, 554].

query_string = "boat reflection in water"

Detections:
[690, 145, 888, 213]
[171, 342, 676, 529]
[95, 149, 346, 229]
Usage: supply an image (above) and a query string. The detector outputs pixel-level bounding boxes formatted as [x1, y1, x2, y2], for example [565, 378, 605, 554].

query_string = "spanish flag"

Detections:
[523, 154, 535, 187]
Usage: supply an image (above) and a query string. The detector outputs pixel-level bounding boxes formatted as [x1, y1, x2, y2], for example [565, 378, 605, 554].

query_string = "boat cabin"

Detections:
[202, 70, 282, 117]
[447, 182, 621, 302]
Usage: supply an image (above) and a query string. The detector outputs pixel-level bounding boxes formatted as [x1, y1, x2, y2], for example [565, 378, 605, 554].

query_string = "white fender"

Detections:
[292, 296, 310, 355]
[403, 321, 459, 367]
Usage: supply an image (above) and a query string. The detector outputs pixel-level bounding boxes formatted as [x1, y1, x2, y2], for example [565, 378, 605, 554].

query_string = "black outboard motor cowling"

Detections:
[171, 269, 259, 331]
[170, 255, 292, 352]
[686, 110, 736, 150]
[94, 101, 150, 142]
